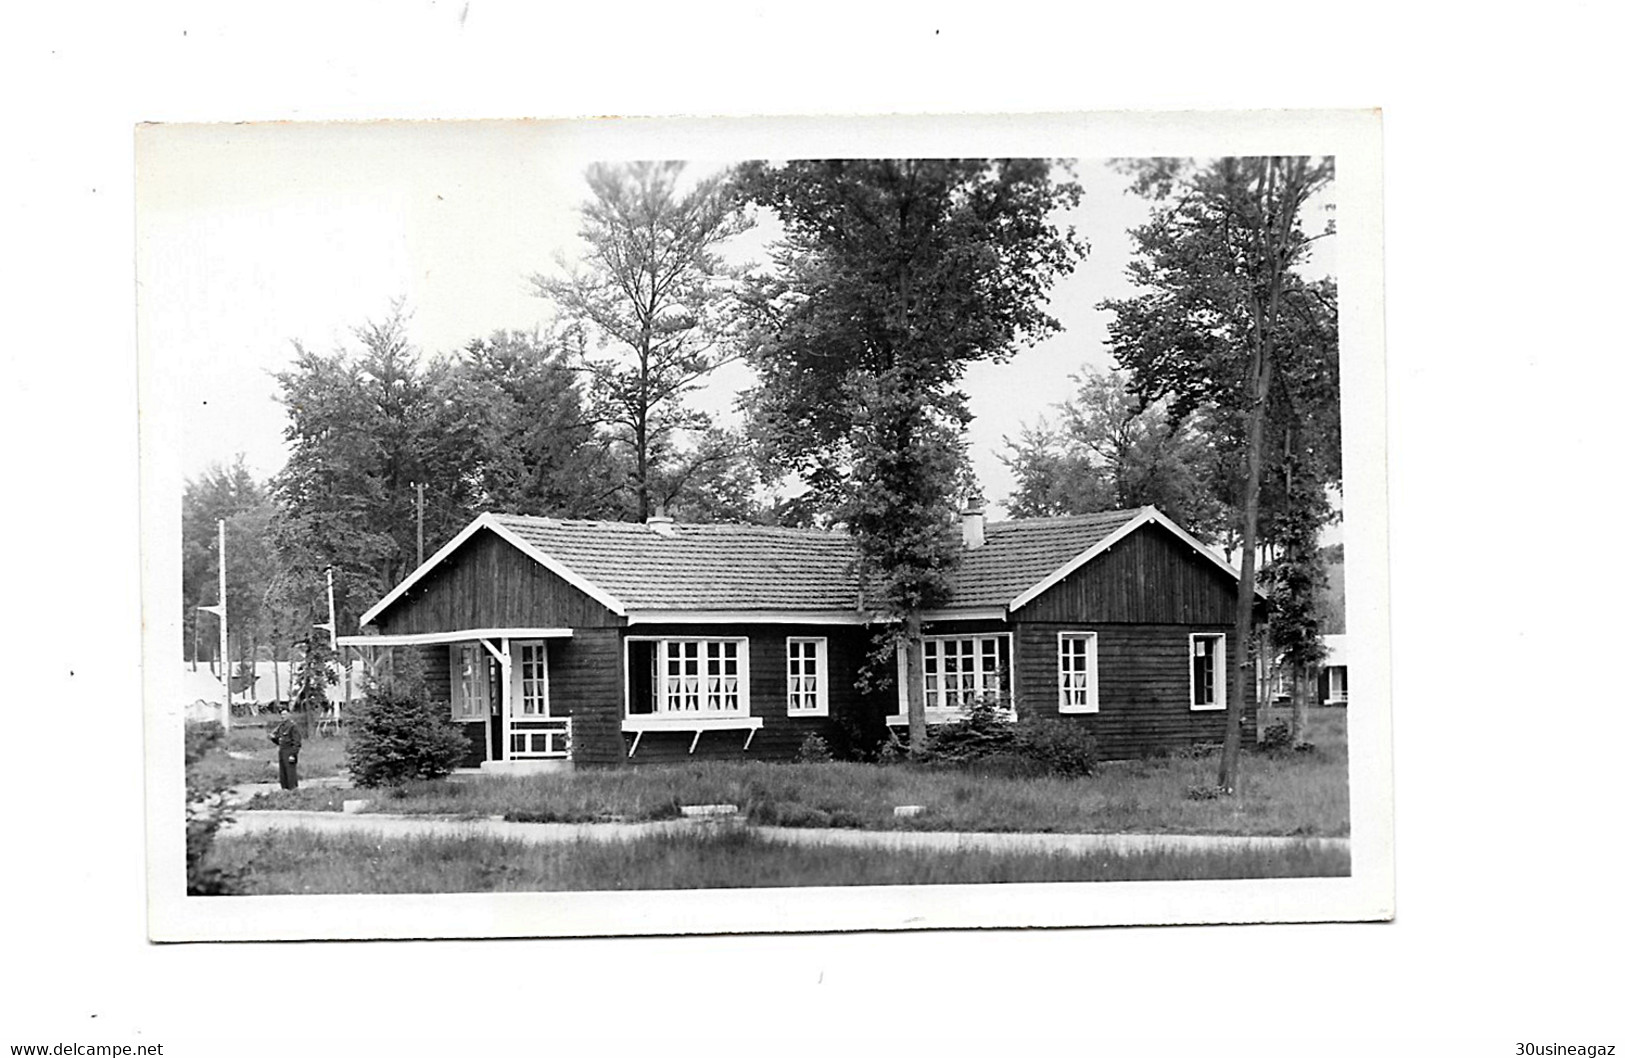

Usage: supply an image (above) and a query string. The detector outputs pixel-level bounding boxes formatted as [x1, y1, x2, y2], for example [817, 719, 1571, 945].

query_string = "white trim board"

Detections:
[627, 609, 868, 626]
[336, 627, 574, 648]
[355, 513, 628, 627]
[1008, 506, 1254, 612]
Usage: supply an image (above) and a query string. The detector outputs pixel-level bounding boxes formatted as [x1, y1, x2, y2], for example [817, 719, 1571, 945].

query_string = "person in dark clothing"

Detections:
[269, 707, 302, 790]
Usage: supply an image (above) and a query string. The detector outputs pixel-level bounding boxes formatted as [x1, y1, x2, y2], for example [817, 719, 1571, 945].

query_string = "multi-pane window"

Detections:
[1327, 666, 1348, 704]
[1058, 632, 1098, 713]
[452, 645, 490, 719]
[787, 638, 828, 716]
[517, 642, 549, 716]
[1190, 633, 1226, 710]
[921, 635, 1010, 711]
[660, 639, 744, 714]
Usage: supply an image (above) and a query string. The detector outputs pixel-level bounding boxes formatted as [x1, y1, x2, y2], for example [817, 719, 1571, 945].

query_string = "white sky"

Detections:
[139, 122, 1332, 517]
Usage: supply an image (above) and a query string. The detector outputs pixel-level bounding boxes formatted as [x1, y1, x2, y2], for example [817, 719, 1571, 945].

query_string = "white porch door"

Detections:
[505, 641, 571, 760]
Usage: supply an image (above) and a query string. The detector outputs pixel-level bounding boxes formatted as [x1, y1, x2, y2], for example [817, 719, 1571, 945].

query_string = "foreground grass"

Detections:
[249, 711, 1347, 837]
[212, 827, 1349, 893]
[188, 723, 351, 791]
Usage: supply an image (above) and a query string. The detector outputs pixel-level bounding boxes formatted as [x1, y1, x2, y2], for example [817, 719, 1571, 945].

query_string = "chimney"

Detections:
[646, 507, 676, 537]
[960, 507, 985, 550]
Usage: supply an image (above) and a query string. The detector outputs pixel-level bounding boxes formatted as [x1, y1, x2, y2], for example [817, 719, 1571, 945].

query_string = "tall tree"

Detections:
[453, 329, 620, 518]
[1102, 156, 1337, 790]
[532, 162, 751, 521]
[272, 304, 477, 641]
[1000, 365, 1225, 539]
[736, 159, 1085, 754]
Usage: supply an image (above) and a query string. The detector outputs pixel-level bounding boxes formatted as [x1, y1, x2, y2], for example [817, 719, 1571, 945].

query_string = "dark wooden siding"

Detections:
[376, 528, 625, 634]
[419, 644, 451, 704]
[1019, 522, 1237, 625]
[545, 629, 626, 765]
[615, 624, 884, 764]
[1012, 622, 1256, 759]
[450, 720, 487, 768]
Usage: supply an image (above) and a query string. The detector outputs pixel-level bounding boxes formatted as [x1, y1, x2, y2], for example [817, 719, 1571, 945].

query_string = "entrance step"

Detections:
[479, 759, 573, 777]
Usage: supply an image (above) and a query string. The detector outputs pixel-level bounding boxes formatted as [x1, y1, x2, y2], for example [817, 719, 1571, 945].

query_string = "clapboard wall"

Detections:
[374, 528, 625, 634]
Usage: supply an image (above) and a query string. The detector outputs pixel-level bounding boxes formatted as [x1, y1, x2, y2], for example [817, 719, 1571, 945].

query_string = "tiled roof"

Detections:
[488, 508, 1144, 614]
[949, 509, 1143, 608]
[491, 515, 864, 611]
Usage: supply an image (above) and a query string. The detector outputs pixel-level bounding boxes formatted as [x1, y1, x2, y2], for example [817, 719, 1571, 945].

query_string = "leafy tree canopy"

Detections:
[1001, 365, 1226, 541]
[532, 162, 754, 521]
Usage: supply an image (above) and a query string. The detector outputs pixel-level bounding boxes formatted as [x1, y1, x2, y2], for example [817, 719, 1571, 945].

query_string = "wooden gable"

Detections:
[1017, 520, 1238, 625]
[373, 527, 625, 634]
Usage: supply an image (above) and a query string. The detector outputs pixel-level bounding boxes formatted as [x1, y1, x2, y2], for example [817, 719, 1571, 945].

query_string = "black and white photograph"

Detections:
[12, 4, 1624, 1055]
[137, 112, 1391, 939]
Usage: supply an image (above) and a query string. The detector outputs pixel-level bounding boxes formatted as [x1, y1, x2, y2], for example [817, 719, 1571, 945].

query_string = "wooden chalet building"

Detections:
[340, 506, 1258, 771]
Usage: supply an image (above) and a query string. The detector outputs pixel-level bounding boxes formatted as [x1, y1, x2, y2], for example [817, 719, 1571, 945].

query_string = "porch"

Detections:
[338, 627, 577, 773]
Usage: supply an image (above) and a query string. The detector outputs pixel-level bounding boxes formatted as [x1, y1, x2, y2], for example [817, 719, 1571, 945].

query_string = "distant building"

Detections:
[180, 660, 366, 723]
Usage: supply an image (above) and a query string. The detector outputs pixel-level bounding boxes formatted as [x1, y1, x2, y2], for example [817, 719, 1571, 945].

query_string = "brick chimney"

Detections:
[960, 506, 985, 549]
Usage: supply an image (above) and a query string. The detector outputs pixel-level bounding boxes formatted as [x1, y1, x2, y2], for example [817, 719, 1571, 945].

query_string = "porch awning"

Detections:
[336, 627, 574, 648]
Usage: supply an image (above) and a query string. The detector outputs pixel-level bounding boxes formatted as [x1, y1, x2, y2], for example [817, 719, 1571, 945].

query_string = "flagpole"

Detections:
[217, 519, 230, 733]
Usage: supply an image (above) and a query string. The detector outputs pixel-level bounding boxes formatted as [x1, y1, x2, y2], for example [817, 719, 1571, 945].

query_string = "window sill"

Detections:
[622, 715, 763, 756]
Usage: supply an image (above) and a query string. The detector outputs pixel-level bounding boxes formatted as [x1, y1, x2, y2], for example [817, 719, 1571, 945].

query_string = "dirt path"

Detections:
[222, 809, 1349, 857]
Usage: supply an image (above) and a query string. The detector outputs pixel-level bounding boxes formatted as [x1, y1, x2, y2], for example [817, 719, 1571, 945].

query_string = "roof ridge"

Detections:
[985, 508, 1142, 529]
[490, 512, 850, 540]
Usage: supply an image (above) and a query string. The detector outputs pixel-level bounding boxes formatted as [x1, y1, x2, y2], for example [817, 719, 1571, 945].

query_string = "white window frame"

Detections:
[450, 643, 490, 720]
[625, 636, 752, 718]
[1057, 632, 1099, 714]
[514, 641, 551, 717]
[893, 632, 1015, 723]
[1327, 665, 1347, 704]
[1189, 633, 1227, 711]
[785, 636, 829, 717]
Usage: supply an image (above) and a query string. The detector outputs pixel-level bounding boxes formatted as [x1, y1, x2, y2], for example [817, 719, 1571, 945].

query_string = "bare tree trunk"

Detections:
[904, 611, 928, 760]
[1216, 354, 1267, 792]
[271, 628, 283, 708]
[1218, 157, 1301, 795]
[1291, 662, 1312, 749]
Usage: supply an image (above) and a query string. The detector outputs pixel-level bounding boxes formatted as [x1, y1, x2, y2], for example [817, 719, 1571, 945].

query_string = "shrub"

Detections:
[922, 698, 1097, 778]
[1011, 717, 1098, 778]
[1185, 784, 1223, 801]
[1259, 722, 1291, 752]
[794, 734, 834, 764]
[345, 682, 467, 788]
[184, 721, 242, 896]
[921, 694, 1016, 766]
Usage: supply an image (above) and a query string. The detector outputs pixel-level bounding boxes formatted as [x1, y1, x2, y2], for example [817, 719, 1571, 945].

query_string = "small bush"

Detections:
[794, 734, 834, 764]
[919, 698, 1098, 778]
[345, 683, 467, 788]
[1185, 784, 1223, 801]
[876, 732, 909, 764]
[1012, 718, 1098, 778]
[184, 721, 242, 896]
[1259, 722, 1291, 752]
[920, 695, 1016, 766]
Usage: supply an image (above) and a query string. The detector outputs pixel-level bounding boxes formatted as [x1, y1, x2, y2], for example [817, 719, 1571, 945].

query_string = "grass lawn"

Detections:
[187, 721, 352, 790]
[247, 711, 1348, 837]
[211, 825, 1349, 893]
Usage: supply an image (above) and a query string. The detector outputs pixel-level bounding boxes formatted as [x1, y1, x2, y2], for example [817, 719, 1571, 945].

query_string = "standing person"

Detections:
[269, 707, 302, 790]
